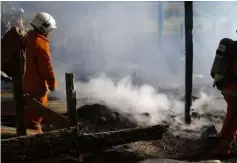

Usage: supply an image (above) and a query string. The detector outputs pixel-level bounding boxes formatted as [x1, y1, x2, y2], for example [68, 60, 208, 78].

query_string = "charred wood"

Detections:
[65, 73, 77, 127]
[24, 94, 69, 129]
[2, 125, 169, 162]
[77, 124, 169, 152]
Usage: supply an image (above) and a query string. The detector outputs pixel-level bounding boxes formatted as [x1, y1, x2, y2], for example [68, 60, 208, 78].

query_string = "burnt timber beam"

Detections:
[24, 94, 68, 129]
[1, 124, 169, 162]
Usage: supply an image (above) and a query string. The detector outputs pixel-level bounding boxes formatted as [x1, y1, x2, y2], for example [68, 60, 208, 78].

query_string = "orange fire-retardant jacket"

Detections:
[23, 30, 57, 96]
[222, 42, 237, 96]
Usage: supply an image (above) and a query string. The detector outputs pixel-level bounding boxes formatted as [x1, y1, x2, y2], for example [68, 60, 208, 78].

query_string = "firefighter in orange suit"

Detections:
[23, 12, 58, 133]
[212, 38, 237, 157]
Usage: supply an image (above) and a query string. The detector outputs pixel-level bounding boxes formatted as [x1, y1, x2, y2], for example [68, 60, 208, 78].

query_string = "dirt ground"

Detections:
[1, 91, 237, 163]
[55, 103, 237, 163]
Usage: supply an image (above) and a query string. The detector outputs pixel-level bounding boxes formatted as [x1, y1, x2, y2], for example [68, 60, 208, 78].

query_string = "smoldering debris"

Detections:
[74, 98, 225, 137]
[76, 104, 137, 132]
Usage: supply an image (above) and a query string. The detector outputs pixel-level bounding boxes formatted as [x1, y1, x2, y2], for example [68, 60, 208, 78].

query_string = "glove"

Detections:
[1, 71, 12, 83]
[48, 86, 55, 92]
[214, 74, 224, 82]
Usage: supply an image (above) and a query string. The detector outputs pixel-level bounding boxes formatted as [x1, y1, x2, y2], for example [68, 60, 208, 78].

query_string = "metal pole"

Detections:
[12, 48, 26, 136]
[65, 73, 78, 127]
[184, 1, 193, 124]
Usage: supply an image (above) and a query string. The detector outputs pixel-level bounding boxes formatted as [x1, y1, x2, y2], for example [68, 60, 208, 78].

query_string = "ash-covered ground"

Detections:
[66, 101, 236, 163]
[2, 76, 237, 162]
[55, 79, 237, 163]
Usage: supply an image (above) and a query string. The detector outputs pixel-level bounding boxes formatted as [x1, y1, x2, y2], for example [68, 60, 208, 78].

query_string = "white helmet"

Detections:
[30, 12, 57, 35]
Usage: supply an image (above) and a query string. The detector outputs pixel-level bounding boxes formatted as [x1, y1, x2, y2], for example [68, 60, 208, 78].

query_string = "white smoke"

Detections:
[76, 74, 183, 124]
[54, 74, 226, 134]
[5, 1, 231, 133]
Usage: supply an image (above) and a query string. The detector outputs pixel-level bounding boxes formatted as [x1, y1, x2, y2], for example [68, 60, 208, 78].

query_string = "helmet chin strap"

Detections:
[30, 23, 47, 36]
[47, 32, 52, 40]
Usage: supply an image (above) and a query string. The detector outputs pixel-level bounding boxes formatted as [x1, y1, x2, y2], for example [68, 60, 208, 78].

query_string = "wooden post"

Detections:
[12, 48, 26, 136]
[184, 1, 193, 124]
[65, 73, 77, 127]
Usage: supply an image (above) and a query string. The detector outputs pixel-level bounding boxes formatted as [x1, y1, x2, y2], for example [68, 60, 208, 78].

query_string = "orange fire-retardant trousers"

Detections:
[23, 30, 57, 134]
[24, 93, 48, 134]
[216, 93, 237, 155]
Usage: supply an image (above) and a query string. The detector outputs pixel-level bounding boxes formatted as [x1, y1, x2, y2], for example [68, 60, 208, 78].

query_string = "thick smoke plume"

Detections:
[62, 74, 226, 134]
[7, 1, 236, 132]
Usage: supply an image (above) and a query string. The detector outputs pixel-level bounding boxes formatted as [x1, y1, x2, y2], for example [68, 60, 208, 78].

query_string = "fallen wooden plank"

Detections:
[24, 94, 68, 129]
[77, 124, 169, 152]
[31, 157, 81, 163]
[2, 124, 169, 162]
[1, 90, 67, 115]
[1, 93, 68, 129]
[1, 125, 37, 139]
